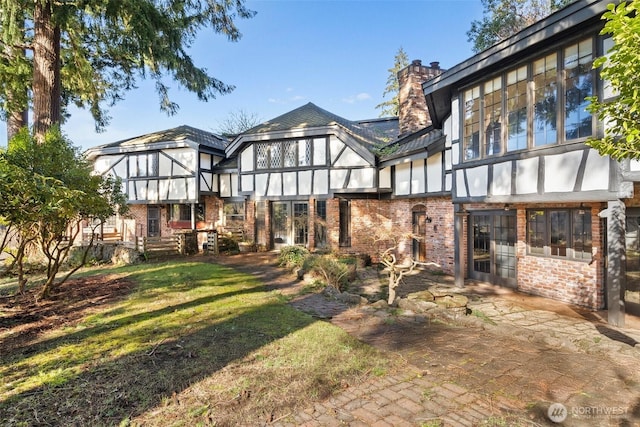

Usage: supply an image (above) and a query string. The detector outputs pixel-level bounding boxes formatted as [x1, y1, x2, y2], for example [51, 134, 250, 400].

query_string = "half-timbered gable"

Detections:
[227, 103, 386, 199]
[87, 125, 228, 240]
[422, 0, 632, 324]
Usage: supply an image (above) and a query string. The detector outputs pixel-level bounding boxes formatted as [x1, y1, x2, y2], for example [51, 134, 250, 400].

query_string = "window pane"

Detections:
[572, 209, 592, 260]
[533, 54, 557, 147]
[293, 202, 308, 245]
[299, 139, 311, 166]
[256, 143, 268, 169]
[564, 38, 593, 140]
[180, 205, 191, 221]
[224, 202, 245, 228]
[507, 66, 528, 151]
[315, 200, 327, 248]
[484, 77, 502, 156]
[149, 153, 159, 176]
[463, 86, 480, 160]
[270, 143, 282, 168]
[284, 140, 297, 167]
[527, 210, 546, 255]
[550, 210, 568, 256]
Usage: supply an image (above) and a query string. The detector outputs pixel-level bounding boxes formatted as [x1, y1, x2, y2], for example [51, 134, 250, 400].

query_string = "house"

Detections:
[85, 125, 231, 248]
[422, 0, 634, 326]
[86, 62, 455, 271]
[87, 0, 634, 325]
[224, 73, 455, 269]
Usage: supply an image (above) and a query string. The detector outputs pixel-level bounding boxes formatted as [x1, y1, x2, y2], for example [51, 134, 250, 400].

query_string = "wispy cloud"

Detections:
[268, 94, 306, 104]
[342, 92, 371, 104]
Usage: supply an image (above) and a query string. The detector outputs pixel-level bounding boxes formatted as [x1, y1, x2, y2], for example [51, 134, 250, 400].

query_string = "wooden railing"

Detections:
[136, 236, 180, 258]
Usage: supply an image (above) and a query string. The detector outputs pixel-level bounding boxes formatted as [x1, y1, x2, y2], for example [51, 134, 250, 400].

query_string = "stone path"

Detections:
[214, 253, 640, 426]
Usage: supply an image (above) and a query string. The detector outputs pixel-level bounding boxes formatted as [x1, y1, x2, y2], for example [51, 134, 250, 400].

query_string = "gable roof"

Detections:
[85, 125, 228, 159]
[227, 103, 398, 157]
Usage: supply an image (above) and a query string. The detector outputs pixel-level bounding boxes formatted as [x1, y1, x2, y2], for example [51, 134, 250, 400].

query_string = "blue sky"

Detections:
[1, 0, 485, 151]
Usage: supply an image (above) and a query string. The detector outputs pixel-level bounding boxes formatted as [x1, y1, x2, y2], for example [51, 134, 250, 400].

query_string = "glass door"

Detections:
[469, 211, 516, 287]
[293, 202, 309, 245]
[271, 201, 309, 249]
[272, 202, 290, 249]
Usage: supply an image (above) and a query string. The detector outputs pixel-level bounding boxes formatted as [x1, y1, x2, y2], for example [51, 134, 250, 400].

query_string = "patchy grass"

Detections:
[0, 260, 392, 426]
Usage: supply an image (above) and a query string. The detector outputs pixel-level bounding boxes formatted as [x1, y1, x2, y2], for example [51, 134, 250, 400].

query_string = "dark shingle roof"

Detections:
[244, 103, 396, 148]
[93, 125, 228, 151]
[379, 127, 445, 162]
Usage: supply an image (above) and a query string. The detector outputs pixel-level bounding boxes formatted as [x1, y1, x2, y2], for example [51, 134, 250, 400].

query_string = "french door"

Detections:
[469, 211, 517, 287]
[271, 201, 309, 249]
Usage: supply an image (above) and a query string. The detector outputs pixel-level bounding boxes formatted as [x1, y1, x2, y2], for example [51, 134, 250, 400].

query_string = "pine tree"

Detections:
[376, 47, 409, 118]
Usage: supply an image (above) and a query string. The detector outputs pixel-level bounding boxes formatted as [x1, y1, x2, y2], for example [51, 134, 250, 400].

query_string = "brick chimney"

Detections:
[397, 59, 443, 136]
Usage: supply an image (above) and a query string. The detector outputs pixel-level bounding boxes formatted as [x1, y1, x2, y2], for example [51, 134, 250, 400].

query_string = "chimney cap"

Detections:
[430, 61, 440, 69]
[411, 59, 422, 66]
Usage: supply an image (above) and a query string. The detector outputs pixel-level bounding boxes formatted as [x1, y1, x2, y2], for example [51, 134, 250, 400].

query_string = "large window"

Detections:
[527, 208, 592, 259]
[460, 37, 594, 161]
[256, 139, 312, 170]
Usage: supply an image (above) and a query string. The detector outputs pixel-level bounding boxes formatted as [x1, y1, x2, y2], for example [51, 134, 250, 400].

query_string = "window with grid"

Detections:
[283, 140, 297, 167]
[506, 66, 528, 152]
[460, 37, 595, 161]
[564, 39, 593, 141]
[254, 139, 313, 170]
[484, 77, 502, 156]
[526, 208, 592, 259]
[463, 87, 480, 160]
[256, 143, 269, 169]
[533, 53, 558, 147]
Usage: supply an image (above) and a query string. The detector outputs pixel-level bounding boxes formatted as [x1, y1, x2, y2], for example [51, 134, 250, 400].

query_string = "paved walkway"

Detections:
[216, 253, 640, 426]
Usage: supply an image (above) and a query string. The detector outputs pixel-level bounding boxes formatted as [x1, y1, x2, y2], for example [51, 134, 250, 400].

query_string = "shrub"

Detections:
[310, 255, 350, 292]
[278, 245, 310, 269]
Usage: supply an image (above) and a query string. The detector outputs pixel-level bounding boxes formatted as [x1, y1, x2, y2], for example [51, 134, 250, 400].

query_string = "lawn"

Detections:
[0, 259, 393, 426]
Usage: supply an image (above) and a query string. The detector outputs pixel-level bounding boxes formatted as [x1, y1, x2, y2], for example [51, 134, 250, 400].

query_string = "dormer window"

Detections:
[460, 37, 595, 162]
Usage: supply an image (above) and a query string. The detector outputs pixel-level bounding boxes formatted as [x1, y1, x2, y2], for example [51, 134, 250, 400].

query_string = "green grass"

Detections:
[0, 260, 392, 426]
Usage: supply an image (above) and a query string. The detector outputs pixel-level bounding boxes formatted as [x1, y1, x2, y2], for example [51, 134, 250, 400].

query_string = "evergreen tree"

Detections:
[376, 47, 408, 117]
[467, 0, 574, 53]
[0, 0, 256, 141]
